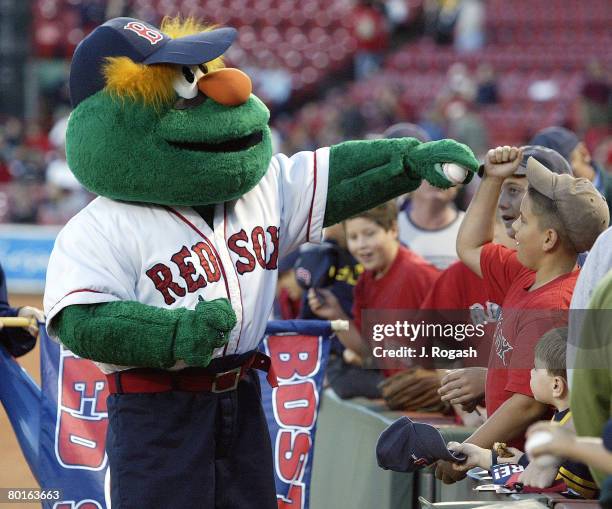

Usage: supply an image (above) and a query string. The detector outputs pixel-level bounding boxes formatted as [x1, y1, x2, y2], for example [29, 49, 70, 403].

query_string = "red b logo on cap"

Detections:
[123, 21, 163, 45]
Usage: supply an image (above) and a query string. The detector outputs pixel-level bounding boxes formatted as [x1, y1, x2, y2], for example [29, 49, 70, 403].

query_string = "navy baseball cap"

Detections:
[529, 127, 580, 162]
[278, 248, 301, 273]
[294, 243, 338, 290]
[69, 17, 237, 108]
[514, 145, 572, 176]
[376, 417, 466, 473]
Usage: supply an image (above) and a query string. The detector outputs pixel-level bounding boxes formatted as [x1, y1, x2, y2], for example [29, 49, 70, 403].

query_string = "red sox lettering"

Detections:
[146, 225, 280, 304]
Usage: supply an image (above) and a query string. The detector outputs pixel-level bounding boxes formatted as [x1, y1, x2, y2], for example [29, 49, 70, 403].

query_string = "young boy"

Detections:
[448, 327, 599, 498]
[308, 201, 440, 359]
[308, 201, 442, 408]
[437, 147, 609, 484]
[432, 147, 571, 414]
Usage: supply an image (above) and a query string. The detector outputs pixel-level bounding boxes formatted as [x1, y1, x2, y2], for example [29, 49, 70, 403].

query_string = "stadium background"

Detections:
[0, 0, 611, 499]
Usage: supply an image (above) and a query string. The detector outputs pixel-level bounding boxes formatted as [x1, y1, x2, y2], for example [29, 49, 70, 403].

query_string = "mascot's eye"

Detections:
[173, 64, 200, 99]
[198, 64, 208, 74]
[182, 66, 195, 83]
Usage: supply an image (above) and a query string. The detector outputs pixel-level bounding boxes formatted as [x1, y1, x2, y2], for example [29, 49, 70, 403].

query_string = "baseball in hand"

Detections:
[525, 431, 557, 467]
[442, 163, 469, 184]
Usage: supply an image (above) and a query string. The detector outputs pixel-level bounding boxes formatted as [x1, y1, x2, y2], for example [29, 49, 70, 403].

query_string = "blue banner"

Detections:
[39, 327, 109, 509]
[259, 326, 331, 509]
[0, 225, 60, 293]
[1, 320, 333, 509]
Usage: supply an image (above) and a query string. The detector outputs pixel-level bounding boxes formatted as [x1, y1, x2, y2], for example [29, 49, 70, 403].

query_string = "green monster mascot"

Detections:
[43, 17, 479, 509]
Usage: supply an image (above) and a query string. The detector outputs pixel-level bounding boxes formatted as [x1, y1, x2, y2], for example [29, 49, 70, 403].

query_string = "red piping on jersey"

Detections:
[165, 206, 233, 356]
[224, 203, 245, 354]
[306, 151, 318, 242]
[48, 288, 104, 315]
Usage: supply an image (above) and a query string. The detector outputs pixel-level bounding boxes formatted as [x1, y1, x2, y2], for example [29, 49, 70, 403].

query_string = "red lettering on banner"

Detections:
[268, 336, 320, 380]
[267, 334, 322, 509]
[56, 352, 108, 470]
[277, 430, 312, 482]
[54, 501, 103, 509]
[274, 381, 317, 429]
[277, 483, 304, 509]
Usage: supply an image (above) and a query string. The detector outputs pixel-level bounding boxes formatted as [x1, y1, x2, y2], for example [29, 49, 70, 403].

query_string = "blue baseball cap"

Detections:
[294, 243, 339, 290]
[376, 417, 466, 472]
[69, 17, 237, 108]
[529, 127, 580, 162]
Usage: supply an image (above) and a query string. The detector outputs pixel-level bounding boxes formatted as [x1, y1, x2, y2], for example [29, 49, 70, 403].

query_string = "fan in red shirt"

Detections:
[420, 219, 513, 421]
[435, 145, 609, 486]
[307, 201, 440, 380]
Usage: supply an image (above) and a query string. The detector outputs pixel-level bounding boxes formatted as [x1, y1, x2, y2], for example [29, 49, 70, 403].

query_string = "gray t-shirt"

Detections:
[398, 210, 465, 270]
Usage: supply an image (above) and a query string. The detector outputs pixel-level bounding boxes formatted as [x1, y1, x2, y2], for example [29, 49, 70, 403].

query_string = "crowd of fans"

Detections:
[1, 0, 612, 504]
[3, 0, 611, 224]
[275, 123, 612, 503]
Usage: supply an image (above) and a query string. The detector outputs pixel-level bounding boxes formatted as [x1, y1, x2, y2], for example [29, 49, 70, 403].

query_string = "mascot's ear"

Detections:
[103, 57, 176, 108]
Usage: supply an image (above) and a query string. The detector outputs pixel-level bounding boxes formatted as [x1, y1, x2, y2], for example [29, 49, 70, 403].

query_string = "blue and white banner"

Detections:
[259, 320, 332, 509]
[0, 326, 108, 508]
[0, 320, 333, 509]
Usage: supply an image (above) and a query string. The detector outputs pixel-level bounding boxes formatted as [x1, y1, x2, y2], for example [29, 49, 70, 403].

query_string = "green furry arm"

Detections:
[324, 138, 479, 226]
[54, 298, 236, 368]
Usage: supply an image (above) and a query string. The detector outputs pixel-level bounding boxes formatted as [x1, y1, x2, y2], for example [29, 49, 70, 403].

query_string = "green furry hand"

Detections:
[403, 139, 480, 189]
[174, 298, 237, 367]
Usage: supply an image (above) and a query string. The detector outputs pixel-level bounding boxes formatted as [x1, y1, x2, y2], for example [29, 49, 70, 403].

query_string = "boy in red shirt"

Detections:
[437, 146, 609, 483]
[308, 201, 440, 371]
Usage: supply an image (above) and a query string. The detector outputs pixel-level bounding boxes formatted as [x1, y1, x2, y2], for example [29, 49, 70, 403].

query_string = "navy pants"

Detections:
[106, 359, 277, 509]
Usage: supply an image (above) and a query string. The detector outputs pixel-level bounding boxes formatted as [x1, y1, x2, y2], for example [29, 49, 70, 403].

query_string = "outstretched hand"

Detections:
[403, 139, 480, 189]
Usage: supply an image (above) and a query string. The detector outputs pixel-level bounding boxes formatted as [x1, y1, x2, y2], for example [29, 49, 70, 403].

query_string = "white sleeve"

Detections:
[43, 210, 138, 338]
[273, 147, 330, 257]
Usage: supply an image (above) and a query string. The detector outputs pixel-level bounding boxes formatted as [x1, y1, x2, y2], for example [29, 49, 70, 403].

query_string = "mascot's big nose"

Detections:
[198, 68, 252, 106]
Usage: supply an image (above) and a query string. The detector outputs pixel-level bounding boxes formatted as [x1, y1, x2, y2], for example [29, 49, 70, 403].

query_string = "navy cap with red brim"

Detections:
[69, 17, 237, 108]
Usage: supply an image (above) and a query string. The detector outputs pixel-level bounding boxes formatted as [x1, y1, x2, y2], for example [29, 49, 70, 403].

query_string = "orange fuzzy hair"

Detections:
[102, 17, 226, 108]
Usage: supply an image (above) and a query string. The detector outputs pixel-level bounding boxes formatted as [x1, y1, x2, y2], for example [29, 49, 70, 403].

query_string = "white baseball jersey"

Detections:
[44, 149, 330, 373]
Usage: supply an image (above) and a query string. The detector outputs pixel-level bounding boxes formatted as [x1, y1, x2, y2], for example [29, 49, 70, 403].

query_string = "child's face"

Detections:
[345, 217, 397, 273]
[498, 176, 528, 239]
[512, 194, 546, 269]
[529, 360, 555, 405]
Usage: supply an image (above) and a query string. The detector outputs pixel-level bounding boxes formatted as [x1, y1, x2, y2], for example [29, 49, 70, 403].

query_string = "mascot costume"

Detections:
[43, 17, 479, 509]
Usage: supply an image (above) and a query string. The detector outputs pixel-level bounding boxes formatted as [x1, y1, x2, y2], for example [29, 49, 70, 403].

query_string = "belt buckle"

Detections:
[212, 367, 242, 393]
